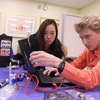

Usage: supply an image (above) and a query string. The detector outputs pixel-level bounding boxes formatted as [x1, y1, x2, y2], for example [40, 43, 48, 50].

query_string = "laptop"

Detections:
[0, 34, 12, 67]
[18, 39, 75, 87]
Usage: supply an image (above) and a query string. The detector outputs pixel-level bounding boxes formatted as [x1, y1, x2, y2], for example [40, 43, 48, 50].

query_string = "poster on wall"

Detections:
[40, 17, 59, 26]
[0, 37, 12, 56]
[5, 15, 35, 37]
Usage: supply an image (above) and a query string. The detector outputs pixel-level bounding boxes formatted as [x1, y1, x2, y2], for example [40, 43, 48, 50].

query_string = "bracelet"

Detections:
[57, 61, 65, 74]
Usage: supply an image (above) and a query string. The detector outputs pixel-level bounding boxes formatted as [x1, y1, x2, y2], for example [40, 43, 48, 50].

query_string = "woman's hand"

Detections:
[29, 51, 62, 68]
[43, 68, 60, 76]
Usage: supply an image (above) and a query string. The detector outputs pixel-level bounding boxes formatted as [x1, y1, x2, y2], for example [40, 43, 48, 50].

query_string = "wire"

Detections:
[15, 72, 86, 94]
[59, 78, 86, 92]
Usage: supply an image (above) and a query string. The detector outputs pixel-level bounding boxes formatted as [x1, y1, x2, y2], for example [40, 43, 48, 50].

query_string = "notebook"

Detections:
[18, 39, 75, 87]
[0, 34, 12, 67]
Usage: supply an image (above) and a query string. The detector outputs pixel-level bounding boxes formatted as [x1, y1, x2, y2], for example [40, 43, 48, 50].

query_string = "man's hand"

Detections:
[43, 68, 60, 76]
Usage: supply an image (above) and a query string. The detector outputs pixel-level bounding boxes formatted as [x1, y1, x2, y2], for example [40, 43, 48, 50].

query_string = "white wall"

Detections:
[80, 0, 100, 16]
[0, 0, 79, 54]
[1, 0, 100, 54]
[60, 13, 85, 57]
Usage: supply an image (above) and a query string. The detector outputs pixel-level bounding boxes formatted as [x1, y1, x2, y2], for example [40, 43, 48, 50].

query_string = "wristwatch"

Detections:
[57, 61, 65, 74]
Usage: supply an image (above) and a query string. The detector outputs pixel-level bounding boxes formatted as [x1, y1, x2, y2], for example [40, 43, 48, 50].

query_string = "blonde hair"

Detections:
[75, 15, 100, 33]
[60, 42, 68, 60]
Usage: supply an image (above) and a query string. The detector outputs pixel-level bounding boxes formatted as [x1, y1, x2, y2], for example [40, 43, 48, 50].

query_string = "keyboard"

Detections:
[37, 70, 70, 84]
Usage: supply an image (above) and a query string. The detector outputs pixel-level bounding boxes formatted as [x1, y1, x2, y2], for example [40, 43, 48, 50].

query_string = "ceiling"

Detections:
[33, 0, 96, 9]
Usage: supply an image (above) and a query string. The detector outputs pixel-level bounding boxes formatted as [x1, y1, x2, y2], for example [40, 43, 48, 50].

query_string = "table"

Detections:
[0, 66, 100, 100]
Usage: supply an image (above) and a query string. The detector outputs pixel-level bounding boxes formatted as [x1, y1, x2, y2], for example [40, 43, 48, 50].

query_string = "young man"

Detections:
[29, 15, 100, 90]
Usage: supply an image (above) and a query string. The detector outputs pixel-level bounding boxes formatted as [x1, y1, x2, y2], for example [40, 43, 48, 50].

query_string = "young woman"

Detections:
[29, 15, 100, 90]
[14, 19, 67, 64]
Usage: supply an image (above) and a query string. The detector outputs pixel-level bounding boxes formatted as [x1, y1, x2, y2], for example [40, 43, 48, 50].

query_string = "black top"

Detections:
[29, 33, 64, 58]
[14, 33, 64, 64]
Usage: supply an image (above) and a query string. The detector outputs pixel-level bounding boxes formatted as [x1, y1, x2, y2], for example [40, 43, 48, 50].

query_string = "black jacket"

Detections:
[29, 34, 64, 58]
[14, 34, 64, 64]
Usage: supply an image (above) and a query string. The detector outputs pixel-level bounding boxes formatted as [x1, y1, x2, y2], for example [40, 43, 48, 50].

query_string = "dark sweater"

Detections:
[29, 34, 64, 58]
[14, 34, 64, 64]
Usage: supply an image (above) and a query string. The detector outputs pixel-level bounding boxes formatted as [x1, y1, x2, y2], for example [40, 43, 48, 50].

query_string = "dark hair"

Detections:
[37, 19, 58, 54]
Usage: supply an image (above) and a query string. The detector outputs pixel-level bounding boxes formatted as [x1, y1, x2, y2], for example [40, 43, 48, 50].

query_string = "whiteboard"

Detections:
[60, 13, 85, 57]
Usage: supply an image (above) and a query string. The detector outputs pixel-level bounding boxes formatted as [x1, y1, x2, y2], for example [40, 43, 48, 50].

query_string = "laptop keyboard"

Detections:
[38, 70, 66, 83]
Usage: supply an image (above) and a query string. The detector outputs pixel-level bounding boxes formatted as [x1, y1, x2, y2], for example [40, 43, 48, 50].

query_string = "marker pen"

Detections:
[0, 79, 9, 88]
[9, 62, 12, 75]
[9, 62, 13, 85]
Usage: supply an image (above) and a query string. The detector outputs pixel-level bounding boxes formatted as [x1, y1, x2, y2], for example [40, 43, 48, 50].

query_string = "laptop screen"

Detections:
[18, 39, 38, 75]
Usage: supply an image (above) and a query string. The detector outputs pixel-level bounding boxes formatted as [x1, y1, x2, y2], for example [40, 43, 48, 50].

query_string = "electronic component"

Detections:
[19, 73, 25, 81]
[65, 90, 95, 100]
[12, 73, 19, 83]
[0, 79, 9, 88]
[44, 91, 73, 100]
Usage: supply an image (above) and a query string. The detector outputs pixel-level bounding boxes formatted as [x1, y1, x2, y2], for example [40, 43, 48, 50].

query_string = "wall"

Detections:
[0, 0, 79, 54]
[60, 14, 85, 57]
[80, 0, 100, 16]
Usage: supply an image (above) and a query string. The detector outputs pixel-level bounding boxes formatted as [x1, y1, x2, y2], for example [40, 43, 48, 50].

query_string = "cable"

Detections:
[15, 72, 64, 94]
[59, 78, 86, 92]
[15, 72, 86, 94]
